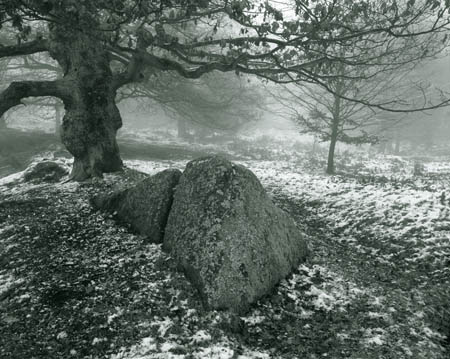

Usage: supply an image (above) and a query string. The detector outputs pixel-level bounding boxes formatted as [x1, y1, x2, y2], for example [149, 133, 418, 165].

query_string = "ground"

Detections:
[0, 134, 449, 358]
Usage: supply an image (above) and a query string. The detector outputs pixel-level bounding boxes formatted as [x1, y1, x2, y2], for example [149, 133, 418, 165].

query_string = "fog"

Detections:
[2, 2, 450, 358]
[2, 52, 450, 171]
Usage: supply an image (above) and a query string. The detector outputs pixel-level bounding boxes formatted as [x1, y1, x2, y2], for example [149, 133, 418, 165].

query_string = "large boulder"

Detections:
[92, 169, 181, 243]
[164, 156, 308, 313]
[23, 161, 69, 182]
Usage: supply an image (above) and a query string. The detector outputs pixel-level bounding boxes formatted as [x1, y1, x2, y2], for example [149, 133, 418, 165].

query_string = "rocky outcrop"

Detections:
[92, 169, 181, 243]
[23, 161, 69, 182]
[164, 156, 308, 313]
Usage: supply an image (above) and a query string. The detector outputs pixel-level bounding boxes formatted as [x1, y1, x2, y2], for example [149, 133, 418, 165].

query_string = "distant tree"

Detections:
[119, 72, 265, 139]
[299, 82, 381, 174]
[378, 106, 450, 154]
[0, 1, 448, 179]
[271, 56, 444, 173]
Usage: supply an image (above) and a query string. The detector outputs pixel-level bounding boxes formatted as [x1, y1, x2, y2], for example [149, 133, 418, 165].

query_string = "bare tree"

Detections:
[271, 61, 424, 173]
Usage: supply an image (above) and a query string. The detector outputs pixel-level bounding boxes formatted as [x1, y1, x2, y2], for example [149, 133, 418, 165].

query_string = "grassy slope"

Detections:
[0, 149, 449, 358]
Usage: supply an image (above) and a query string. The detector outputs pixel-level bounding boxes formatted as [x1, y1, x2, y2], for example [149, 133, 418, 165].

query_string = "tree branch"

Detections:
[0, 80, 68, 117]
[0, 38, 49, 58]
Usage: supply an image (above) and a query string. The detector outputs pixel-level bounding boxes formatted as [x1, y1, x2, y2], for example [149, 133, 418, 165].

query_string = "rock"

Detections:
[23, 161, 68, 182]
[92, 169, 181, 243]
[164, 156, 308, 313]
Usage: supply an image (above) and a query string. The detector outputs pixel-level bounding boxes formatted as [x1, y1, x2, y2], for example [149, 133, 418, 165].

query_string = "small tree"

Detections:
[273, 64, 413, 173]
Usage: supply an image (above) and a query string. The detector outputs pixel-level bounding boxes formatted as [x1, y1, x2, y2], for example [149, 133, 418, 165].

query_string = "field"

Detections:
[0, 133, 449, 358]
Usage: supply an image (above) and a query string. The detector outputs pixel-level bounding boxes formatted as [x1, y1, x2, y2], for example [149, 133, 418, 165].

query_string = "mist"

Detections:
[1, 1, 450, 358]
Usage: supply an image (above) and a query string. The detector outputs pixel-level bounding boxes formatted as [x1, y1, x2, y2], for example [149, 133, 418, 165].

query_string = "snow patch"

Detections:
[191, 330, 211, 344]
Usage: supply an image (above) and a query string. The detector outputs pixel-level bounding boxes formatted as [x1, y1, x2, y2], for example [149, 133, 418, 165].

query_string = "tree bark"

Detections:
[60, 85, 123, 181]
[326, 94, 341, 175]
[0, 80, 64, 115]
[327, 126, 338, 175]
[48, 26, 123, 180]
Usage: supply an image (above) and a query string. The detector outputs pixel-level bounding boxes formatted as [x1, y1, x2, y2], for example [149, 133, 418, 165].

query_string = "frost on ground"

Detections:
[1, 152, 450, 358]
[0, 273, 20, 298]
[247, 159, 450, 272]
[112, 333, 270, 359]
[124, 159, 186, 176]
[242, 156, 450, 358]
[0, 153, 73, 195]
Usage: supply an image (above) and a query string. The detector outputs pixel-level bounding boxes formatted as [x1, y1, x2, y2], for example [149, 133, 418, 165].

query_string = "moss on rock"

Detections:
[91, 168, 181, 243]
[164, 156, 308, 313]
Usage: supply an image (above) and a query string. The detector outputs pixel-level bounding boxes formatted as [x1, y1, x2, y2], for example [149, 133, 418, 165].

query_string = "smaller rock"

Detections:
[91, 169, 181, 243]
[23, 161, 68, 182]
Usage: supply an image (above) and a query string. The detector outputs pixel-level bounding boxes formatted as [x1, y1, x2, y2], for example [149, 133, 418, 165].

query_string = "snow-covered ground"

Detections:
[1, 150, 449, 358]
[122, 154, 450, 358]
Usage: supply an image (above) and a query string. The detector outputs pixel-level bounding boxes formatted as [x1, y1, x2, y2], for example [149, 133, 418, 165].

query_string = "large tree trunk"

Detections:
[60, 87, 122, 181]
[49, 26, 123, 181]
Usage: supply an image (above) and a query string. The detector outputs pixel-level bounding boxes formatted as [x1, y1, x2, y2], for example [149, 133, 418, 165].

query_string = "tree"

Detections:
[375, 105, 450, 155]
[119, 71, 265, 139]
[272, 60, 422, 173]
[0, 1, 448, 179]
